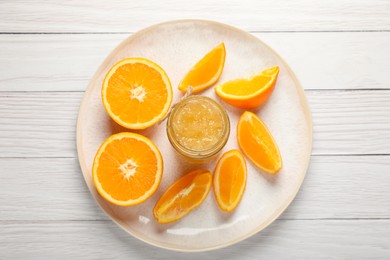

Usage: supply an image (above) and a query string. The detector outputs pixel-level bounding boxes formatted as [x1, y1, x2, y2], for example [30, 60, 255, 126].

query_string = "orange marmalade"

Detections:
[167, 96, 230, 162]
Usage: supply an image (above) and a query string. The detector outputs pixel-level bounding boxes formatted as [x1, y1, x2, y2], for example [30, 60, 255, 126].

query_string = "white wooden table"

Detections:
[1, 1, 389, 259]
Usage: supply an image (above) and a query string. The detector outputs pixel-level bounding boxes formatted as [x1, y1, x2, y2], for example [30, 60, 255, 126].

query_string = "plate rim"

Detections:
[76, 19, 313, 252]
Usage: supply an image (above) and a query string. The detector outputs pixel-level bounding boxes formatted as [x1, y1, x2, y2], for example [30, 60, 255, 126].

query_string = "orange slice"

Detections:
[215, 66, 279, 109]
[237, 111, 282, 174]
[153, 169, 212, 224]
[92, 132, 163, 206]
[178, 43, 226, 93]
[102, 58, 173, 129]
[213, 150, 247, 212]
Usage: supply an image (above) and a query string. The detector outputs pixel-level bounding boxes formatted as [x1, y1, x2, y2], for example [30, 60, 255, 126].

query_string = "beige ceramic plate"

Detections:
[77, 20, 312, 252]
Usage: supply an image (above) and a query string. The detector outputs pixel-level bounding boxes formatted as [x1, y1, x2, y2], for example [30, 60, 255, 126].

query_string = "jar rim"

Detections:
[166, 95, 230, 160]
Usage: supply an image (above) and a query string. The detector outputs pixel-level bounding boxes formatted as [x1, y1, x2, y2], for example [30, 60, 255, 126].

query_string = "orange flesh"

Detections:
[214, 150, 246, 212]
[154, 170, 212, 224]
[106, 62, 169, 125]
[215, 66, 279, 109]
[179, 43, 225, 93]
[93, 133, 163, 206]
[237, 112, 282, 174]
[219, 75, 272, 96]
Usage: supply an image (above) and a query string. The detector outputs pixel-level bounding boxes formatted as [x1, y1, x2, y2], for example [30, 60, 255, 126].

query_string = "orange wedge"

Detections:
[178, 43, 226, 93]
[213, 150, 247, 212]
[92, 132, 163, 206]
[215, 66, 279, 109]
[153, 169, 212, 224]
[237, 111, 282, 174]
[102, 58, 173, 129]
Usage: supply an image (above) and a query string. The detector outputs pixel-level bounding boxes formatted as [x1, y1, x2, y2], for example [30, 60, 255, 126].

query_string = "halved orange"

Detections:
[92, 132, 163, 206]
[178, 43, 226, 93]
[153, 169, 212, 224]
[102, 58, 173, 129]
[237, 111, 282, 174]
[213, 150, 247, 212]
[215, 66, 279, 109]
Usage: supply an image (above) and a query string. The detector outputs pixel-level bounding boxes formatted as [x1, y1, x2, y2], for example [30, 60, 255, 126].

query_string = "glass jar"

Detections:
[167, 95, 230, 162]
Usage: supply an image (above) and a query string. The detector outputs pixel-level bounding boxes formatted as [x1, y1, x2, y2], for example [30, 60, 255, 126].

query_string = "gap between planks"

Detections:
[1, 89, 389, 93]
[0, 30, 390, 34]
[0, 154, 389, 159]
[0, 218, 389, 224]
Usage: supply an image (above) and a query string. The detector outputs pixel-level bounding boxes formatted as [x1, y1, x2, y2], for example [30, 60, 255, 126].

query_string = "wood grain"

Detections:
[0, 156, 388, 221]
[0, 220, 389, 258]
[0, 92, 81, 158]
[0, 158, 106, 221]
[0, 33, 389, 92]
[0, 0, 389, 32]
[0, 90, 389, 158]
[308, 90, 390, 155]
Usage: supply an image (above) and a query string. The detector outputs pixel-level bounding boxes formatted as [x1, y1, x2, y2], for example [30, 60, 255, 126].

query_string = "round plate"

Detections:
[77, 20, 312, 252]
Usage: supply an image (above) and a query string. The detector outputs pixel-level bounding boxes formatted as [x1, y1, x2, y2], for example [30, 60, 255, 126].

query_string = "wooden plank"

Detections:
[0, 158, 106, 221]
[0, 220, 389, 258]
[0, 33, 389, 91]
[0, 34, 123, 92]
[0, 92, 81, 158]
[0, 156, 388, 221]
[260, 32, 390, 90]
[0, 90, 389, 158]
[309, 90, 390, 155]
[0, 0, 389, 32]
[283, 155, 390, 219]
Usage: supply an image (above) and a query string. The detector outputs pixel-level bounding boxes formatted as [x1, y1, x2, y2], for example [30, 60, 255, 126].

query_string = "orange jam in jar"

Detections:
[167, 96, 230, 162]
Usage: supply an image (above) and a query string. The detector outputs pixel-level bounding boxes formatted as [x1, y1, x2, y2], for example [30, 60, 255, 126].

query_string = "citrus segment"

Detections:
[178, 43, 226, 93]
[213, 150, 247, 212]
[215, 66, 279, 109]
[92, 132, 163, 206]
[153, 169, 212, 224]
[237, 111, 282, 174]
[102, 58, 173, 129]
